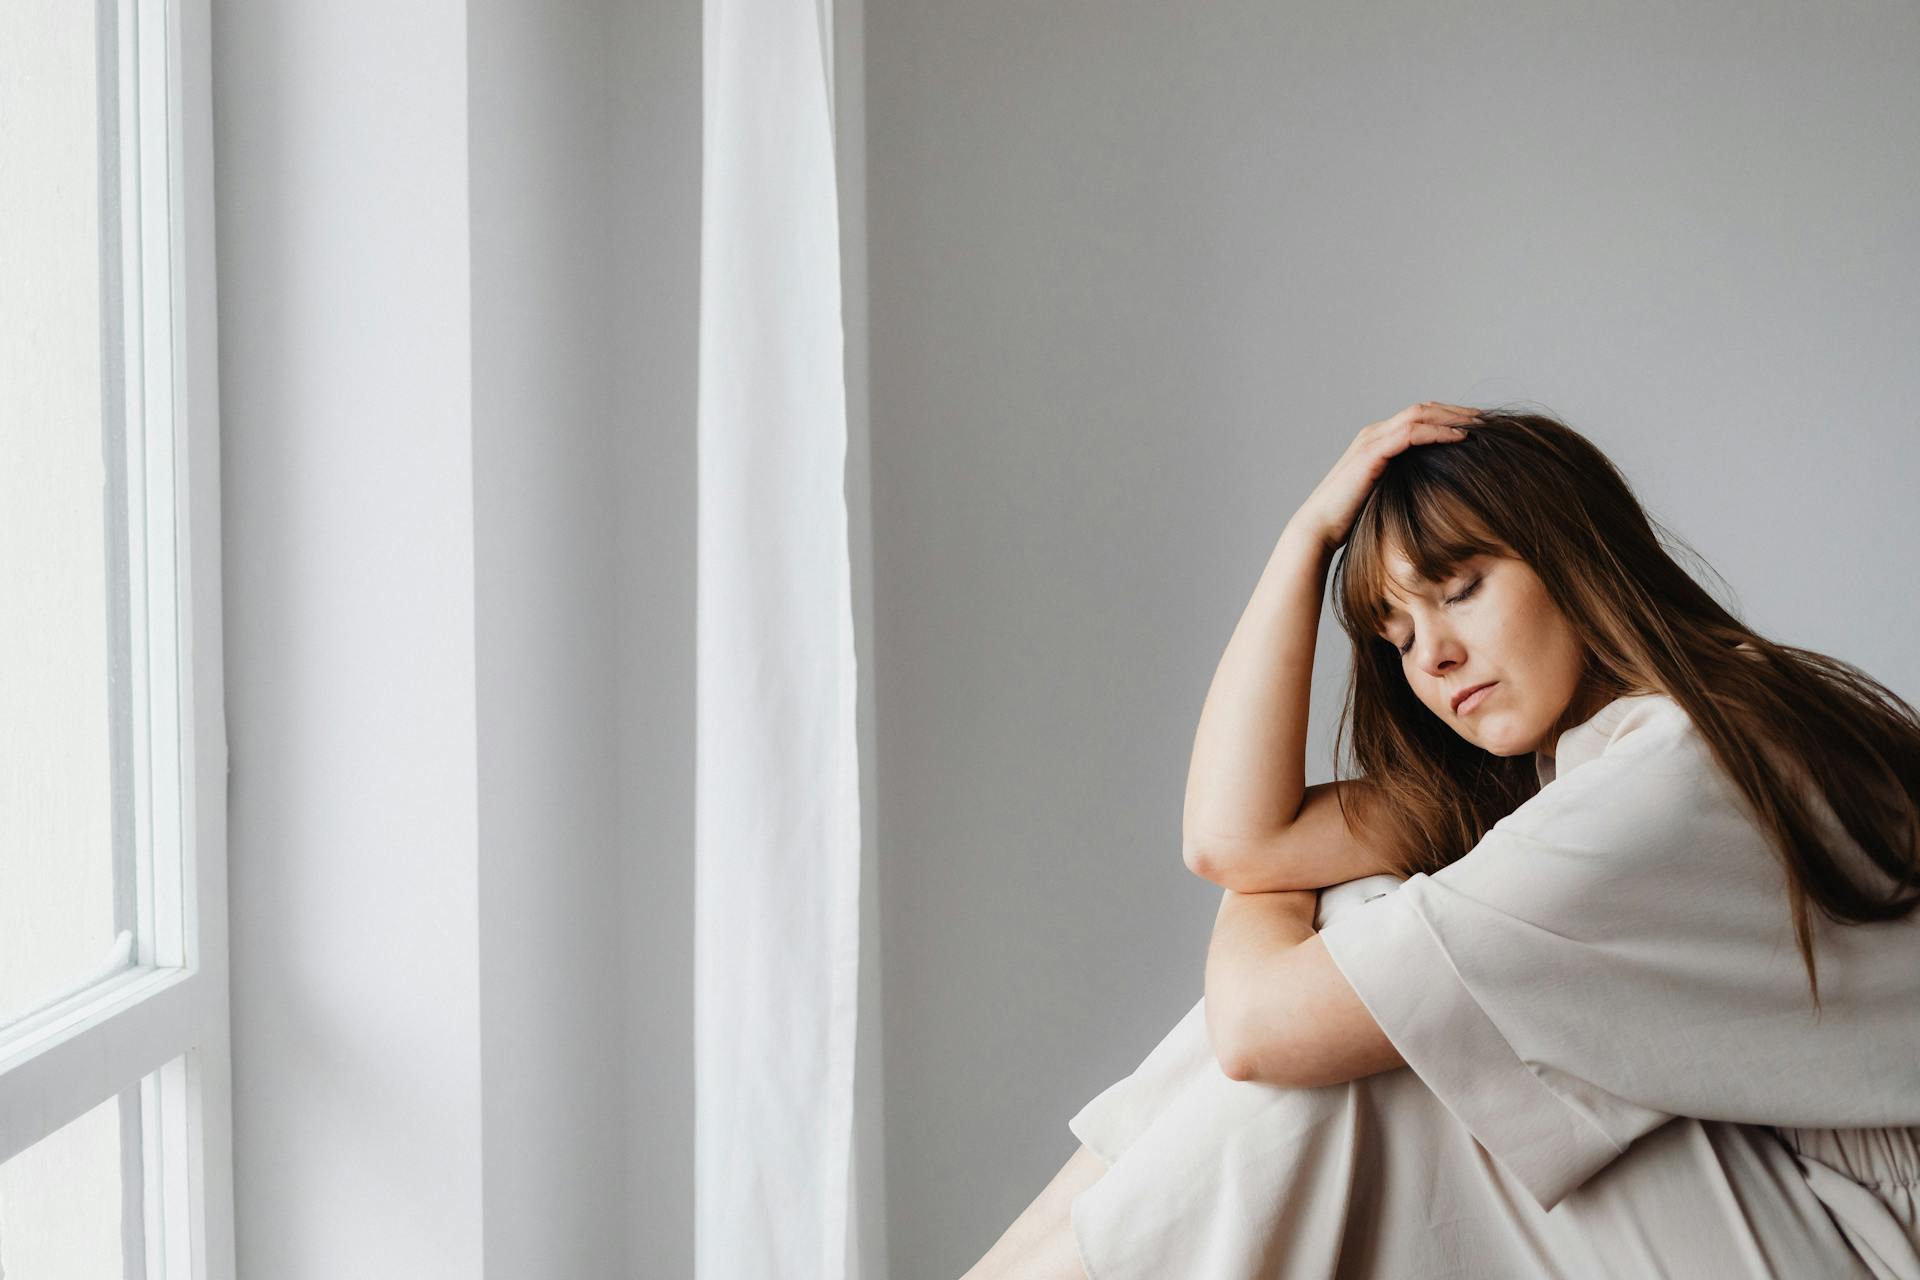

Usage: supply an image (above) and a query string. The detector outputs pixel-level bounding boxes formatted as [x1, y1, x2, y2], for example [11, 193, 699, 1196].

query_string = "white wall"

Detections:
[214, 1, 486, 1275]
[215, 0, 706, 1274]
[863, 2, 1920, 1274]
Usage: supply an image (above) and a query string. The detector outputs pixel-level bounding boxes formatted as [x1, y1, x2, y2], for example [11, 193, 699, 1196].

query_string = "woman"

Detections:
[961, 404, 1920, 1279]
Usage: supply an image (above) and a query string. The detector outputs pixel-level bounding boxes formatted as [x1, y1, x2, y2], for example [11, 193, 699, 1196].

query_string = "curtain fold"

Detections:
[695, 0, 863, 1276]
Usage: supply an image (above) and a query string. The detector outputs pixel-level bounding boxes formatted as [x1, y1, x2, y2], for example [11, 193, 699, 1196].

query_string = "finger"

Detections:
[1398, 402, 1476, 425]
[1406, 405, 1477, 429]
[1413, 421, 1472, 443]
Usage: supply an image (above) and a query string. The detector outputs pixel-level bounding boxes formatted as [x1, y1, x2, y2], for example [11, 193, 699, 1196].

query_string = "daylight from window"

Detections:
[0, 4, 129, 1271]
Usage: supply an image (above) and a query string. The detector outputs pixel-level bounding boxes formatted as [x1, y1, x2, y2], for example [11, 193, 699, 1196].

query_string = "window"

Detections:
[0, 0, 232, 1275]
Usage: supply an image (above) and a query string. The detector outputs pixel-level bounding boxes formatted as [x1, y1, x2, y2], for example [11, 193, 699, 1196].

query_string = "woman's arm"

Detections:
[1203, 886, 1405, 1086]
[1183, 404, 1479, 886]
[1203, 885, 1315, 1072]
[1198, 779, 1404, 892]
[1180, 520, 1335, 879]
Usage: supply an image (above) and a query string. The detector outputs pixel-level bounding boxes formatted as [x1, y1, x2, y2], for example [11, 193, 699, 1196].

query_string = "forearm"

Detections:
[1204, 886, 1320, 1047]
[1182, 522, 1334, 860]
[1198, 845, 1382, 895]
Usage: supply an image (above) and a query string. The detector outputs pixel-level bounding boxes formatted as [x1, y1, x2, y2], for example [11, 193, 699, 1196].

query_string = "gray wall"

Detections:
[864, 2, 1920, 1274]
[469, 0, 628, 1272]
[607, 0, 704, 1273]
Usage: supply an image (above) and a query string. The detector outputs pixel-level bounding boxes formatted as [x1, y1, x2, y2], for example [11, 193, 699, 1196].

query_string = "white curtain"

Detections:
[695, 0, 863, 1276]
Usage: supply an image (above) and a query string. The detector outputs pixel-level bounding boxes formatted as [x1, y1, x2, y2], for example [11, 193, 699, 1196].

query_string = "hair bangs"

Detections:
[1339, 468, 1508, 640]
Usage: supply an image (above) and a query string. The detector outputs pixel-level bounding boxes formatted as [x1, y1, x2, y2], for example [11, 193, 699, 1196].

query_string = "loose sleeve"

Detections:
[1316, 719, 1920, 1213]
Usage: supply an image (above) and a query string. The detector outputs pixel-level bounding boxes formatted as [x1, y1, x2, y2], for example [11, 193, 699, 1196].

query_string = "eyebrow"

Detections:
[1378, 563, 1477, 623]
[1378, 586, 1432, 623]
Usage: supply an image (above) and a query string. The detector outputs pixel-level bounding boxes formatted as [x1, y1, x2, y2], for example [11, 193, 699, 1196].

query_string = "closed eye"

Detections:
[1390, 575, 1481, 656]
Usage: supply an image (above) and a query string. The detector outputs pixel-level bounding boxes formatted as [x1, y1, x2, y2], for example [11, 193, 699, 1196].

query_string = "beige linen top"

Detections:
[1317, 690, 1920, 1222]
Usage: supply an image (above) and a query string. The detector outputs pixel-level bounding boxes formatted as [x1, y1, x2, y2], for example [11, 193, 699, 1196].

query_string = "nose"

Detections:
[1413, 631, 1465, 680]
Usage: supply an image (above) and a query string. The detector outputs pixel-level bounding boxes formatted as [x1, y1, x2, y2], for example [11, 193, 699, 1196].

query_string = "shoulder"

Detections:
[1542, 691, 1711, 796]
[1495, 693, 1741, 857]
[1587, 691, 1697, 759]
[1426, 698, 1768, 930]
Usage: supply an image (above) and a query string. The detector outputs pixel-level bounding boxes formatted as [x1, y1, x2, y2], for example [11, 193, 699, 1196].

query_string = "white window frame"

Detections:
[0, 0, 233, 1276]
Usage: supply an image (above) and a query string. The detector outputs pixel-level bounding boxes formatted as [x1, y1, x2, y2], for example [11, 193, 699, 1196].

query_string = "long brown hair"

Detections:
[1326, 406, 1920, 1011]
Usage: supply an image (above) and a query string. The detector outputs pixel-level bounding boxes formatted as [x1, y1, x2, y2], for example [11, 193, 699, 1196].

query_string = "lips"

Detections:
[1451, 681, 1497, 714]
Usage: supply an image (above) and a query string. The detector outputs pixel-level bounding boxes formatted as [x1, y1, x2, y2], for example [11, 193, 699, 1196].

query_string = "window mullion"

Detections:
[0, 968, 212, 1166]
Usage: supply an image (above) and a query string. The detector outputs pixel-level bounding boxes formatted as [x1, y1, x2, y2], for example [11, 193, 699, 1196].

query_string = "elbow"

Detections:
[1182, 838, 1218, 880]
[1207, 999, 1304, 1086]
[1187, 850, 1273, 895]
[1184, 840, 1245, 888]
[1185, 837, 1305, 892]
[1204, 993, 1253, 1081]
[1215, 1033, 1297, 1086]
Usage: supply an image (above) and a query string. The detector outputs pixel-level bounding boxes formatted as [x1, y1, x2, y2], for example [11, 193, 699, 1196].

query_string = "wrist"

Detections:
[1278, 520, 1337, 565]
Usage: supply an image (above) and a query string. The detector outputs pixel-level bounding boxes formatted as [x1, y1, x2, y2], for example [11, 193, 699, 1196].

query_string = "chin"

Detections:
[1461, 718, 1526, 757]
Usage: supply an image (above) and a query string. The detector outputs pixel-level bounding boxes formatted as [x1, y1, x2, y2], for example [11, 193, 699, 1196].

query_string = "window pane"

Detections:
[0, 0, 136, 1028]
[0, 1088, 134, 1279]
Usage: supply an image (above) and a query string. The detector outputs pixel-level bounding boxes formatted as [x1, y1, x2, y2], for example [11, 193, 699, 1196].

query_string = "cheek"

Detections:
[1498, 585, 1564, 648]
[1526, 605, 1587, 682]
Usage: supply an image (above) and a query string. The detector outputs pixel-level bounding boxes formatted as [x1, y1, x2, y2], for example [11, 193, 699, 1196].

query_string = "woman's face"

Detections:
[1376, 543, 1595, 758]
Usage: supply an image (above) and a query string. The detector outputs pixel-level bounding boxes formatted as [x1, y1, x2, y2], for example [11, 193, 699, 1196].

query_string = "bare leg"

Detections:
[959, 1141, 1107, 1280]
